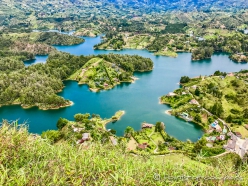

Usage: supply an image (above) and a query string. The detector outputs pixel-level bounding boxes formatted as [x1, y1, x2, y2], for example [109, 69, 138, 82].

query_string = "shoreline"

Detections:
[0, 101, 74, 110]
[165, 110, 172, 115]
[102, 110, 125, 128]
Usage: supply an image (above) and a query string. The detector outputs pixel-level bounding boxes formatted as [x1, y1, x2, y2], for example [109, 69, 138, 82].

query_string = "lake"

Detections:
[1, 36, 248, 141]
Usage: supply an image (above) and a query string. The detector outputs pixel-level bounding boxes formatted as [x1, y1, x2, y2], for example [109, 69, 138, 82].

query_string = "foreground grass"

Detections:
[0, 122, 248, 185]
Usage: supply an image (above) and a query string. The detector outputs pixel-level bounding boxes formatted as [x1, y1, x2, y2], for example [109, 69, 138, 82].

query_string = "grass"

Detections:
[1, 122, 248, 185]
[154, 50, 178, 57]
[232, 125, 248, 138]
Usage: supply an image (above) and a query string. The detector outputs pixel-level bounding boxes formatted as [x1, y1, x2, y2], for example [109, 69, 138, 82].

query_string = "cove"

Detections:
[2, 36, 248, 141]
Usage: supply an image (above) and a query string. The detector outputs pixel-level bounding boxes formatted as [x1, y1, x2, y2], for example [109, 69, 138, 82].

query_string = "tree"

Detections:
[214, 70, 221, 76]
[56, 117, 69, 130]
[41, 130, 62, 143]
[155, 122, 165, 132]
[226, 115, 233, 123]
[194, 114, 202, 123]
[180, 76, 190, 84]
[74, 113, 90, 122]
[110, 129, 116, 135]
[124, 126, 134, 137]
[195, 88, 201, 96]
[193, 138, 207, 153]
[243, 109, 248, 119]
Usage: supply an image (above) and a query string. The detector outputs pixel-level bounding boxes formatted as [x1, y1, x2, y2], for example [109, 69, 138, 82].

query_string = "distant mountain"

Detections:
[106, 0, 248, 10]
[1, 0, 248, 14]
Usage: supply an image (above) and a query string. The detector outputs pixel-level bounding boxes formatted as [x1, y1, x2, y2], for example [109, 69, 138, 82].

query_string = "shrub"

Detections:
[56, 117, 69, 130]
[41, 130, 62, 143]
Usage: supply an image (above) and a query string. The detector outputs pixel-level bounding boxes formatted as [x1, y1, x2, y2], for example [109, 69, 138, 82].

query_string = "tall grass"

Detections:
[0, 121, 247, 185]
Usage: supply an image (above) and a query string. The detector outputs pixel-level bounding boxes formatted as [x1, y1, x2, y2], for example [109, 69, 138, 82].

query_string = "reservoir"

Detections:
[1, 36, 248, 141]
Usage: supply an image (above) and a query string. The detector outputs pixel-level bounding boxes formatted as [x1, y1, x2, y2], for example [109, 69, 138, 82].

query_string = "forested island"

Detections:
[0, 47, 153, 109]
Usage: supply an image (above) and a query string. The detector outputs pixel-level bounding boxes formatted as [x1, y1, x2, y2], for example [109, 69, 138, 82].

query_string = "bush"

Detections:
[56, 118, 69, 130]
[41, 130, 62, 143]
[74, 113, 90, 122]
[180, 76, 190, 83]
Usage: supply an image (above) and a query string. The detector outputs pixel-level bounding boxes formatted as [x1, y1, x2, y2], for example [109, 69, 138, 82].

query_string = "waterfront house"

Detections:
[167, 92, 177, 97]
[142, 123, 154, 129]
[104, 83, 108, 87]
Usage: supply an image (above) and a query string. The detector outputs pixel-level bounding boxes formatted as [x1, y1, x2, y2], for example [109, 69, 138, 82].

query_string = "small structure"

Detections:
[206, 143, 213, 148]
[73, 128, 83, 132]
[109, 136, 118, 146]
[227, 72, 234, 77]
[219, 135, 225, 141]
[189, 99, 199, 105]
[244, 29, 248, 35]
[222, 127, 228, 134]
[191, 85, 197, 90]
[142, 123, 154, 129]
[235, 132, 242, 138]
[182, 92, 187, 95]
[180, 112, 193, 122]
[95, 82, 100, 86]
[138, 143, 149, 150]
[168, 147, 176, 151]
[210, 122, 222, 132]
[206, 136, 216, 142]
[82, 133, 90, 141]
[197, 37, 205, 41]
[72, 125, 84, 133]
[167, 92, 177, 97]
[210, 136, 216, 142]
[104, 83, 109, 87]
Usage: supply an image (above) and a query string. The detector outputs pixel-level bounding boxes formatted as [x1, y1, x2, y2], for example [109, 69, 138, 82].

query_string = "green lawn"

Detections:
[232, 126, 248, 138]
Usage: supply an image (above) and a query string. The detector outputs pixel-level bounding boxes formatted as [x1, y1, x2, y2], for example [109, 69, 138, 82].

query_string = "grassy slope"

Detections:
[1, 123, 247, 185]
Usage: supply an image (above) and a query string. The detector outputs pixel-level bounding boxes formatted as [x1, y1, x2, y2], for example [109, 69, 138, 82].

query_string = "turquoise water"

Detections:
[2, 36, 248, 141]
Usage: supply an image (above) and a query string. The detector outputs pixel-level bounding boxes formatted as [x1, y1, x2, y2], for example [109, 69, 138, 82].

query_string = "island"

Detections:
[67, 56, 151, 91]
[0, 41, 153, 110]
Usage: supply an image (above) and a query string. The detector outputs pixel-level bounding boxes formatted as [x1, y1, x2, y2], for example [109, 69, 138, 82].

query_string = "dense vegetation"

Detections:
[35, 32, 84, 45]
[192, 47, 214, 60]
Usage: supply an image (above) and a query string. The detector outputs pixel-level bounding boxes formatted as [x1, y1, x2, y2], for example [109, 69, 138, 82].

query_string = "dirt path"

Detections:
[79, 59, 102, 77]
[209, 151, 231, 158]
[148, 130, 159, 153]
